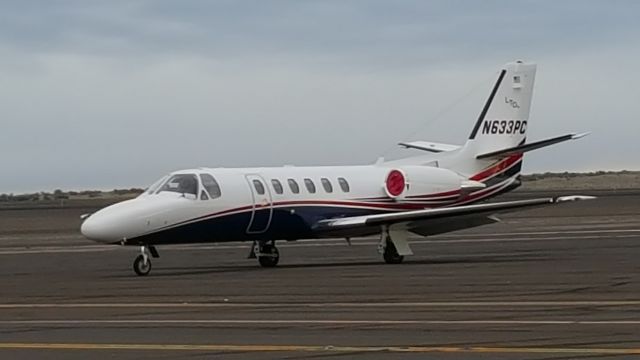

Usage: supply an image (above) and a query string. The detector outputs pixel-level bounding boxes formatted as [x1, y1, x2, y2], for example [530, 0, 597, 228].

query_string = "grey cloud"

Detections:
[1, 1, 639, 193]
[2, 1, 638, 64]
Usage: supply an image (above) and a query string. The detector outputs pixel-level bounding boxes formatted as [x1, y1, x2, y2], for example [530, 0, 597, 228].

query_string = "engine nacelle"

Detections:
[383, 166, 470, 200]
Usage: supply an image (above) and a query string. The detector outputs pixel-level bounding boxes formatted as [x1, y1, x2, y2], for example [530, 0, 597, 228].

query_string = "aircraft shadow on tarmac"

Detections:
[110, 252, 556, 277]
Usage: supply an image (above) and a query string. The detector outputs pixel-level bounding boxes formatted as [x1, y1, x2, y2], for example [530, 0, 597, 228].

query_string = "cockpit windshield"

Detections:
[156, 174, 198, 196]
[144, 175, 169, 195]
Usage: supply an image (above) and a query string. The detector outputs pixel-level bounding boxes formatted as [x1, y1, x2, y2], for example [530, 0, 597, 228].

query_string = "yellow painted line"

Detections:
[1, 300, 640, 308]
[0, 343, 640, 355]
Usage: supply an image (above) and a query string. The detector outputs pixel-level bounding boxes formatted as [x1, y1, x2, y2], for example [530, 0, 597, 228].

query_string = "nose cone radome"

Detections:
[81, 212, 122, 243]
[81, 199, 145, 243]
[81, 197, 175, 244]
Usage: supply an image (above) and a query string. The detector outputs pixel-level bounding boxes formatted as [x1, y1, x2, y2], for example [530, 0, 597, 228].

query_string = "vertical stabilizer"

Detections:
[464, 61, 536, 160]
[437, 61, 536, 200]
[433, 61, 536, 182]
[389, 61, 584, 202]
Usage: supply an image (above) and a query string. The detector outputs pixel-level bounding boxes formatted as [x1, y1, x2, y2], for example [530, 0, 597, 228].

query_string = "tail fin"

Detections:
[443, 61, 536, 182]
[463, 61, 536, 164]
[390, 60, 585, 202]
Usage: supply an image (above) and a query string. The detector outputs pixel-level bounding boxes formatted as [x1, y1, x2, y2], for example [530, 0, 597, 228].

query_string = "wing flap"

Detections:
[408, 214, 500, 237]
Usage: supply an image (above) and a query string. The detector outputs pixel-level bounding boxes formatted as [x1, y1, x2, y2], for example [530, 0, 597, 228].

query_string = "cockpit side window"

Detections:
[200, 174, 222, 199]
[157, 174, 198, 196]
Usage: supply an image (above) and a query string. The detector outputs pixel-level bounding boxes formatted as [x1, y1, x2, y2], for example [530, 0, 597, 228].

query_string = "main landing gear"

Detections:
[382, 239, 404, 264]
[133, 245, 159, 276]
[248, 241, 280, 268]
[378, 226, 413, 264]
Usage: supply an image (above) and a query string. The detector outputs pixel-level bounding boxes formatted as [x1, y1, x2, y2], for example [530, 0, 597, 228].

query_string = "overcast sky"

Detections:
[1, 0, 639, 193]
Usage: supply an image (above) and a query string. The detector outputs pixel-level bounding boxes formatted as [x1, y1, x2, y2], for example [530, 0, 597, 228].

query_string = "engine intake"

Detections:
[383, 166, 467, 201]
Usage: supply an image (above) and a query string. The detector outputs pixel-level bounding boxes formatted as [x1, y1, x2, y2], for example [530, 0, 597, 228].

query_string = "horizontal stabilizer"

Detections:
[398, 141, 461, 153]
[476, 132, 589, 160]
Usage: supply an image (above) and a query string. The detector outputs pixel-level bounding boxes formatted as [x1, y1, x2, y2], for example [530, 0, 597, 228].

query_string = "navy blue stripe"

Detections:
[128, 205, 389, 246]
[469, 69, 507, 140]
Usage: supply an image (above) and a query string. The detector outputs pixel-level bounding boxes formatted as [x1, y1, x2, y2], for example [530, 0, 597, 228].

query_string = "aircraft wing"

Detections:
[314, 196, 594, 236]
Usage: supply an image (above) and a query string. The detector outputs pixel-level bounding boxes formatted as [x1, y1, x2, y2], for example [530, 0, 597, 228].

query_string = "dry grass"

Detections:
[521, 171, 640, 191]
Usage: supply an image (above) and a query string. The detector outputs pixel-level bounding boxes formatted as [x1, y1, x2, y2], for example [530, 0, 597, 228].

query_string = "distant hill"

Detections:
[0, 189, 144, 209]
[520, 171, 640, 191]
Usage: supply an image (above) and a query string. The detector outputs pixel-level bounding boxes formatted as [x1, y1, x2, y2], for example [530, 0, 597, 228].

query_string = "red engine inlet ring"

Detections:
[385, 170, 406, 197]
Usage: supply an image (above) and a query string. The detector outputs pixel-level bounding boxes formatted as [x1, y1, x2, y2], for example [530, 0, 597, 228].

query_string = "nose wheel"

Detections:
[133, 254, 151, 276]
[133, 245, 159, 276]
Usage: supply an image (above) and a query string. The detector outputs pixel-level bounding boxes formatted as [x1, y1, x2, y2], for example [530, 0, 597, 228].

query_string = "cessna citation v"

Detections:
[81, 60, 591, 276]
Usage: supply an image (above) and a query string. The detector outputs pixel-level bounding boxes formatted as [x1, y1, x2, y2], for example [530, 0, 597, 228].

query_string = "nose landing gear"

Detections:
[133, 245, 159, 276]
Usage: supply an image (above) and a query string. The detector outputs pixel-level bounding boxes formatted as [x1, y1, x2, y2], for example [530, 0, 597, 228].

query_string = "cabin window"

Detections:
[200, 191, 209, 200]
[304, 178, 316, 193]
[321, 178, 333, 193]
[253, 180, 265, 195]
[157, 174, 198, 196]
[287, 179, 300, 194]
[200, 174, 222, 199]
[271, 179, 283, 195]
[338, 177, 350, 192]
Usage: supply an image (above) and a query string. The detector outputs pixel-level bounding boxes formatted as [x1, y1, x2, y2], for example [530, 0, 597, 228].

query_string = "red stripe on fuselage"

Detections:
[454, 175, 517, 205]
[470, 154, 523, 181]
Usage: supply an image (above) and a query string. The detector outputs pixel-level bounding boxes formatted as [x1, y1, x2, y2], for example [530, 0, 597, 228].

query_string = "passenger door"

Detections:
[245, 174, 273, 234]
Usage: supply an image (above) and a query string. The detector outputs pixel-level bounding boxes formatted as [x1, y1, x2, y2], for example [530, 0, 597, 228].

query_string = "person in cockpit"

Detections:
[179, 175, 198, 195]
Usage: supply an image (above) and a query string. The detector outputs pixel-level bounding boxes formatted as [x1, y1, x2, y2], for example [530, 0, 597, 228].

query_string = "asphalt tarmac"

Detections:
[1, 192, 639, 359]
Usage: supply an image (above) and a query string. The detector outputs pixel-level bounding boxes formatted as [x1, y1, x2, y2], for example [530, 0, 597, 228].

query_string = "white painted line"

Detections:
[2, 342, 639, 354]
[102, 233, 640, 249]
[1, 228, 638, 244]
[1, 230, 639, 255]
[0, 247, 116, 255]
[415, 234, 639, 244]
[1, 319, 639, 326]
[1, 300, 640, 308]
[438, 229, 640, 237]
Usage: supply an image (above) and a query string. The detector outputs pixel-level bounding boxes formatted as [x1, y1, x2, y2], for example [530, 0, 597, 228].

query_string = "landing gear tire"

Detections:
[133, 254, 152, 276]
[258, 244, 279, 268]
[383, 241, 404, 264]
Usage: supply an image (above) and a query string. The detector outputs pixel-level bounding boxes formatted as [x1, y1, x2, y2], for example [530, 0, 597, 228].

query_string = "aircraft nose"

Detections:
[80, 198, 158, 243]
[81, 213, 120, 243]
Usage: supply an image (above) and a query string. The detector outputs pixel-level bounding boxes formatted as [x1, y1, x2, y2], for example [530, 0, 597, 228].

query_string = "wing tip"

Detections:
[571, 132, 591, 140]
[554, 195, 597, 203]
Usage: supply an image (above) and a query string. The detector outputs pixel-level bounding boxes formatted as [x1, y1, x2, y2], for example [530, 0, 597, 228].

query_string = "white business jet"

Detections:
[81, 61, 591, 275]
